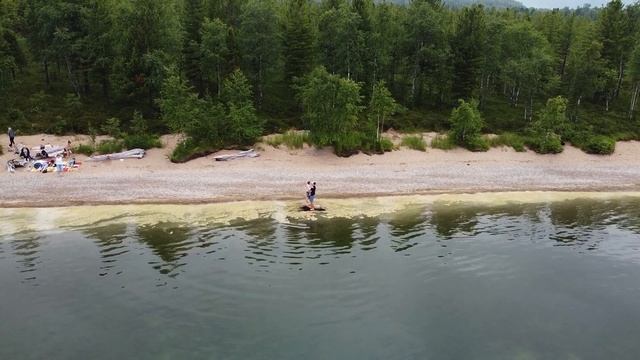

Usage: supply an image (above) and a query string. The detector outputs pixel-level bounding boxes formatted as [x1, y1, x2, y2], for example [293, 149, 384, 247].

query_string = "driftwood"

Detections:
[214, 149, 259, 161]
[89, 149, 145, 161]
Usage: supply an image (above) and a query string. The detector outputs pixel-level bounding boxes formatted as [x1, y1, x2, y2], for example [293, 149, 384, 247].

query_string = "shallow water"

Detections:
[2, 194, 640, 359]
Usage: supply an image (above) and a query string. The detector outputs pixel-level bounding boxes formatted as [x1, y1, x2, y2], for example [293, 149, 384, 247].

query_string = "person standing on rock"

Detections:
[308, 182, 316, 210]
[305, 181, 312, 206]
[8, 127, 15, 148]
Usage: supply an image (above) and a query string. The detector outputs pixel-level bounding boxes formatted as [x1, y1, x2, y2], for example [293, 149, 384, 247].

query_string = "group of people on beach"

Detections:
[305, 181, 317, 210]
[7, 127, 76, 174]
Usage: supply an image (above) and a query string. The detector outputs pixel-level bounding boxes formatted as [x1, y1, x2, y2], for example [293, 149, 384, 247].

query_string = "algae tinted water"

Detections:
[1, 196, 640, 359]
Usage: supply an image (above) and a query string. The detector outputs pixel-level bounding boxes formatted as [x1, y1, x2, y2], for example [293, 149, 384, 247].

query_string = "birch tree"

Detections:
[368, 80, 397, 144]
[298, 66, 363, 147]
[200, 17, 229, 97]
[628, 42, 640, 119]
[237, 0, 281, 108]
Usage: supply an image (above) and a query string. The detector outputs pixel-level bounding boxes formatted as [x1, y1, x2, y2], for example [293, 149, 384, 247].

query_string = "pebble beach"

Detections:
[2, 133, 640, 207]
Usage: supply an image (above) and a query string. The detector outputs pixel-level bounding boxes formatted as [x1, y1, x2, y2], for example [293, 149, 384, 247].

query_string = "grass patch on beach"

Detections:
[74, 144, 95, 156]
[488, 133, 526, 152]
[464, 136, 490, 152]
[430, 134, 456, 150]
[581, 135, 616, 155]
[266, 130, 310, 149]
[379, 138, 395, 152]
[96, 139, 124, 155]
[611, 132, 639, 141]
[170, 139, 221, 163]
[525, 134, 564, 154]
[400, 135, 427, 151]
[123, 134, 162, 150]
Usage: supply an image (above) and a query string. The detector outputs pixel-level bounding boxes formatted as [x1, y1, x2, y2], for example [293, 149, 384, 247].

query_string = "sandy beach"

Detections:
[2, 133, 640, 207]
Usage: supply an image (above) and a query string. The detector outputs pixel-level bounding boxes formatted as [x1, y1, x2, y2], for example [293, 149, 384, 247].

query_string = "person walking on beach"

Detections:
[8, 127, 15, 148]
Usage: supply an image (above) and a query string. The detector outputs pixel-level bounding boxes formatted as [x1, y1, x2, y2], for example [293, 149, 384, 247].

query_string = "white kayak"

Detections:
[89, 149, 145, 161]
[214, 149, 259, 161]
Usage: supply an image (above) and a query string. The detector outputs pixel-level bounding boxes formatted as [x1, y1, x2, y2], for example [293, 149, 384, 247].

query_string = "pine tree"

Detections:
[627, 42, 640, 118]
[351, 0, 373, 90]
[237, 0, 281, 107]
[221, 69, 263, 145]
[597, 0, 633, 100]
[183, 0, 205, 93]
[283, 0, 314, 86]
[451, 5, 486, 100]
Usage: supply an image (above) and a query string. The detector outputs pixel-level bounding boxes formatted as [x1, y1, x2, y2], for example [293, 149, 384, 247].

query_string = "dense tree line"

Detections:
[1, 0, 640, 158]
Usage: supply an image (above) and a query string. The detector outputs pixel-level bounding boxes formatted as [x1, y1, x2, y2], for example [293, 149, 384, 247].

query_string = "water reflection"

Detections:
[304, 217, 357, 251]
[135, 222, 193, 276]
[280, 216, 387, 263]
[2, 196, 640, 360]
[11, 233, 42, 284]
[82, 223, 130, 277]
[83, 197, 640, 270]
[236, 217, 279, 267]
[3, 196, 639, 280]
[277, 217, 357, 267]
[387, 205, 428, 253]
[430, 203, 479, 239]
[351, 217, 381, 251]
[613, 199, 640, 232]
[547, 199, 640, 251]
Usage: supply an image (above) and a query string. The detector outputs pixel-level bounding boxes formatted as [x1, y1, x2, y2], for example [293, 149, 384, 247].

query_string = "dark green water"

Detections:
[2, 197, 640, 360]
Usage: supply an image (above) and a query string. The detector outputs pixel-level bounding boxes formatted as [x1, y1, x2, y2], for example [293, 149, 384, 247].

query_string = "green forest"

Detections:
[1, 0, 640, 160]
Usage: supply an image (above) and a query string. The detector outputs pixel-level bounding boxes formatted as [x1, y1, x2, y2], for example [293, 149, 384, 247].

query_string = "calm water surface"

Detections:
[1, 196, 640, 359]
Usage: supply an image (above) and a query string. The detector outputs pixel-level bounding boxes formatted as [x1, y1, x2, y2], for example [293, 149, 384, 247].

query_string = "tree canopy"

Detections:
[0, 0, 639, 157]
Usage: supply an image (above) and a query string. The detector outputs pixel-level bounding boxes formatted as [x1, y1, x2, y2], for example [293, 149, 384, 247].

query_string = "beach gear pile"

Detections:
[6, 143, 145, 173]
[6, 158, 28, 173]
[6, 143, 81, 174]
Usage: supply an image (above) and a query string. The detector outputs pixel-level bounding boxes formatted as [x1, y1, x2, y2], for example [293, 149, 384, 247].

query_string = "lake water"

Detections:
[1, 193, 640, 360]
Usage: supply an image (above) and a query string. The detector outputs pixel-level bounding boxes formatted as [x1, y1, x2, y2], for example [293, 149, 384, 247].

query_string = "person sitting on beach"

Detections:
[39, 145, 48, 159]
[19, 146, 32, 161]
[63, 140, 73, 157]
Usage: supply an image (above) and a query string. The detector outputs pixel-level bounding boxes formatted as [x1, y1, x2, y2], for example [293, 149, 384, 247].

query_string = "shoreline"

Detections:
[2, 133, 640, 208]
[3, 187, 640, 209]
[3, 191, 640, 236]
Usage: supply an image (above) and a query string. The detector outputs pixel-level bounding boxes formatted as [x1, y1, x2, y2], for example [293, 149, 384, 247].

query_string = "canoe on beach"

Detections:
[214, 149, 259, 161]
[89, 149, 145, 161]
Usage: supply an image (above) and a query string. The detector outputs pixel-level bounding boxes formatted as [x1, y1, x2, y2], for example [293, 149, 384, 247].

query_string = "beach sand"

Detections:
[2, 133, 640, 207]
